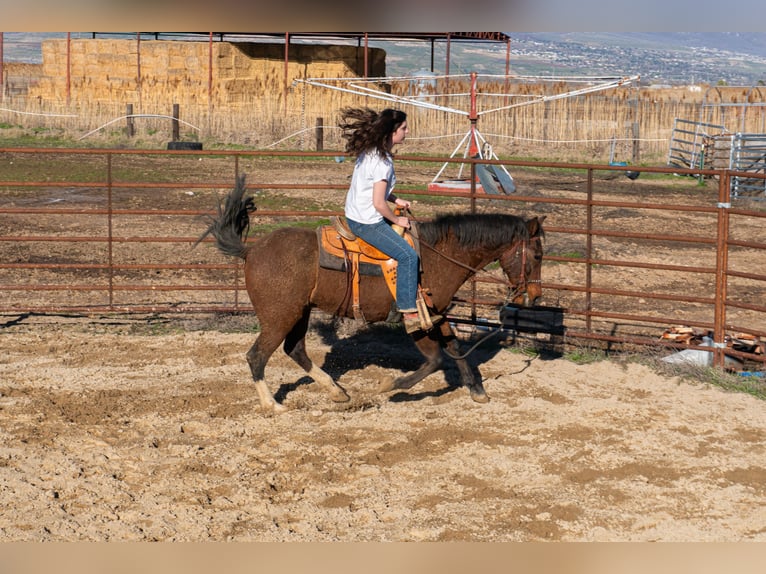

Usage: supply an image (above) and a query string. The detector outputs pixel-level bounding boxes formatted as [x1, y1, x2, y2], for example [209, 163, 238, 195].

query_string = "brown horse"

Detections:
[198, 176, 545, 413]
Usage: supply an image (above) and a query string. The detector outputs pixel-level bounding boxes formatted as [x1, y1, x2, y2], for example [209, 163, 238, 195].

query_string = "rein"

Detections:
[416, 230, 538, 303]
[410, 214, 542, 359]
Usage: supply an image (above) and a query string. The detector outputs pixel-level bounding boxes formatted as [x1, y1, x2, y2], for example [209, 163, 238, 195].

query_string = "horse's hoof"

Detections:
[470, 391, 490, 404]
[271, 402, 289, 414]
[378, 375, 397, 393]
[330, 388, 351, 403]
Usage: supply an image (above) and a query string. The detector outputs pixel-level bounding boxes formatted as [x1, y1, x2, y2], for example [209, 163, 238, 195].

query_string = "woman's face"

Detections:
[391, 121, 408, 146]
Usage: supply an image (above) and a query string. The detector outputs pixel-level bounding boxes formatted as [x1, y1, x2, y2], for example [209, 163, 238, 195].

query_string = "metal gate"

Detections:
[667, 118, 727, 172]
[730, 133, 766, 199]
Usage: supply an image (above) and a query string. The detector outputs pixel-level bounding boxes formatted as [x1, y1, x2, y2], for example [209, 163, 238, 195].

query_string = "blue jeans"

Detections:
[346, 218, 419, 312]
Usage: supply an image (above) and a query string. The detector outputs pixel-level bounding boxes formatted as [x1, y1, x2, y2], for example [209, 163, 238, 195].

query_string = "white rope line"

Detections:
[262, 126, 326, 149]
[0, 106, 78, 118]
[474, 132, 667, 144]
[293, 78, 468, 116]
[408, 132, 467, 141]
[78, 114, 201, 140]
[261, 127, 663, 149]
[302, 72, 632, 84]
[481, 75, 640, 115]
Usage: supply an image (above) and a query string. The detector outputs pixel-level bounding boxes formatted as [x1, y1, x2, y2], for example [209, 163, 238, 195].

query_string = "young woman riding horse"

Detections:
[338, 107, 440, 334]
[198, 176, 545, 414]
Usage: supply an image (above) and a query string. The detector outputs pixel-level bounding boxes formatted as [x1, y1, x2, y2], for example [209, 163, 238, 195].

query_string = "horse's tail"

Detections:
[194, 174, 256, 260]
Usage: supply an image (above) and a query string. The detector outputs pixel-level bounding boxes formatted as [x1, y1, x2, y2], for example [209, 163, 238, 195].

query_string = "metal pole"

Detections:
[66, 33, 71, 104]
[586, 168, 594, 336]
[107, 153, 114, 308]
[445, 33, 451, 88]
[126, 103, 134, 137]
[713, 170, 731, 368]
[208, 32, 213, 116]
[504, 38, 511, 108]
[136, 33, 142, 110]
[172, 103, 180, 141]
[469, 72, 479, 157]
[284, 33, 290, 117]
[1, 33, 5, 100]
[315, 117, 324, 151]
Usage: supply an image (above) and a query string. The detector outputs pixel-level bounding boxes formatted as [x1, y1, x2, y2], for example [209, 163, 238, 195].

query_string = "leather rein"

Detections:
[414, 225, 541, 303]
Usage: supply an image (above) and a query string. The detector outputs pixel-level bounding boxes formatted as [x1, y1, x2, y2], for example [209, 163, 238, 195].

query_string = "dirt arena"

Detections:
[0, 311, 765, 541]
[1, 155, 765, 541]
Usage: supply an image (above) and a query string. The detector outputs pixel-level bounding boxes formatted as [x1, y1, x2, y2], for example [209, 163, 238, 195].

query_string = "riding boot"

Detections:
[385, 301, 402, 324]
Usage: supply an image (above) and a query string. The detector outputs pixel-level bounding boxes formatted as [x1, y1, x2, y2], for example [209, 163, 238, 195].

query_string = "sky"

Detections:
[3, 0, 766, 32]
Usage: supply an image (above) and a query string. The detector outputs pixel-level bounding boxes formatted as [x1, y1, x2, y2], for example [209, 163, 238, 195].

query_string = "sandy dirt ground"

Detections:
[1, 155, 765, 542]
[1, 313, 765, 542]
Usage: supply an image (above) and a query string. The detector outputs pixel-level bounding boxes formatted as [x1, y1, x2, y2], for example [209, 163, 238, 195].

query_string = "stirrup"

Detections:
[403, 314, 422, 334]
[416, 293, 442, 332]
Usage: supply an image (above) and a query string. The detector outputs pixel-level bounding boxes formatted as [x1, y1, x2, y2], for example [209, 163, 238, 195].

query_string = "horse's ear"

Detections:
[527, 215, 546, 236]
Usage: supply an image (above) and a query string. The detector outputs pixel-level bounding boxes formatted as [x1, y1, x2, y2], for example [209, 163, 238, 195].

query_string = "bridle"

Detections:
[499, 235, 543, 304]
[410, 217, 543, 360]
[417, 232, 541, 304]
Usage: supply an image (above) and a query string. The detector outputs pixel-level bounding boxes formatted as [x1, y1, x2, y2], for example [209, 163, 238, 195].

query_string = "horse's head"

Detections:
[499, 215, 545, 306]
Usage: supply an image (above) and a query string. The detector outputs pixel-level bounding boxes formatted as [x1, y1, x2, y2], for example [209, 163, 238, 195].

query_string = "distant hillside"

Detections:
[382, 33, 766, 86]
[492, 33, 766, 85]
[4, 32, 766, 86]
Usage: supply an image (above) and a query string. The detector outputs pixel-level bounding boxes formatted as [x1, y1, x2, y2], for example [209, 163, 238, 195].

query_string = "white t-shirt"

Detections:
[344, 150, 396, 224]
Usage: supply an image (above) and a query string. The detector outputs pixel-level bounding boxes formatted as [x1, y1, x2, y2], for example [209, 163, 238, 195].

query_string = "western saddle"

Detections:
[317, 214, 437, 331]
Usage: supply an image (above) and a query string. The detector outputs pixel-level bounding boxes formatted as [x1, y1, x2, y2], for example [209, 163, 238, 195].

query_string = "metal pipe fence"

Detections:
[1, 147, 764, 370]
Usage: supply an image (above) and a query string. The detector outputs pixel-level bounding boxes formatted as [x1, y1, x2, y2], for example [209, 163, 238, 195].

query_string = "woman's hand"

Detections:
[394, 197, 411, 210]
[397, 216, 411, 229]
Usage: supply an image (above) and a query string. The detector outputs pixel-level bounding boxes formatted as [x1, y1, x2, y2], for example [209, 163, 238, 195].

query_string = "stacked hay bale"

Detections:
[27, 38, 385, 130]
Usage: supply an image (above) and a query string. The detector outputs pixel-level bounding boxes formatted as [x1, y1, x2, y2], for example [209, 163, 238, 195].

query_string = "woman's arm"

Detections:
[372, 180, 410, 228]
[388, 192, 411, 210]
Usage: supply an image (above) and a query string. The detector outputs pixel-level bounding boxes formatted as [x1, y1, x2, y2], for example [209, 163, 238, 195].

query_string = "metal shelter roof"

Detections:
[89, 32, 513, 76]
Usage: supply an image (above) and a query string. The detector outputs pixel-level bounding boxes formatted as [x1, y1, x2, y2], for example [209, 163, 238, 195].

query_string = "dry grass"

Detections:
[3, 43, 766, 163]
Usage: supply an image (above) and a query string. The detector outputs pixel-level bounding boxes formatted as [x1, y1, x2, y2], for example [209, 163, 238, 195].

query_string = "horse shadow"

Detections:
[277, 317, 557, 404]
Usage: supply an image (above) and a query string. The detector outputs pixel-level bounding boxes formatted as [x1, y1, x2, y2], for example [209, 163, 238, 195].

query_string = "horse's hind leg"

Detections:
[246, 333, 289, 414]
[284, 311, 350, 403]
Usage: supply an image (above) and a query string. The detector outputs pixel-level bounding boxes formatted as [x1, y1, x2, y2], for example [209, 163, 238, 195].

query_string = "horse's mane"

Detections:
[418, 213, 531, 249]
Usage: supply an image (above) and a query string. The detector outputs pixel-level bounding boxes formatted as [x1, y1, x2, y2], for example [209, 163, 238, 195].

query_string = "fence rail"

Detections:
[1, 147, 764, 370]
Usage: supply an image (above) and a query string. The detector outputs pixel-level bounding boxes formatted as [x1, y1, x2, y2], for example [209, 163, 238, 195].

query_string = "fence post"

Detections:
[713, 170, 731, 368]
[585, 168, 594, 337]
[172, 103, 180, 141]
[631, 121, 640, 163]
[0, 32, 4, 101]
[315, 117, 324, 151]
[126, 103, 135, 137]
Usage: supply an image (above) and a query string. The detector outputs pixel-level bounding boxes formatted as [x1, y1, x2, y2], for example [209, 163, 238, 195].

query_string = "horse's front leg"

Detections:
[378, 322, 449, 393]
[378, 333, 444, 394]
[440, 323, 489, 403]
[378, 322, 489, 403]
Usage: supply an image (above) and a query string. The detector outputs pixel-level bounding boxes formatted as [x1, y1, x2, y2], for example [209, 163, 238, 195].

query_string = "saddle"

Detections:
[318, 215, 434, 328]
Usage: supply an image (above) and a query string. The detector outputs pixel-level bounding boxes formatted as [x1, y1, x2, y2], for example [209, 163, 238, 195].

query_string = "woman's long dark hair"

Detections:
[338, 107, 407, 158]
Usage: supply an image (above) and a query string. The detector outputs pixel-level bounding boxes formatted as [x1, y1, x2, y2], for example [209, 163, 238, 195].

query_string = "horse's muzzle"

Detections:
[512, 292, 541, 307]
